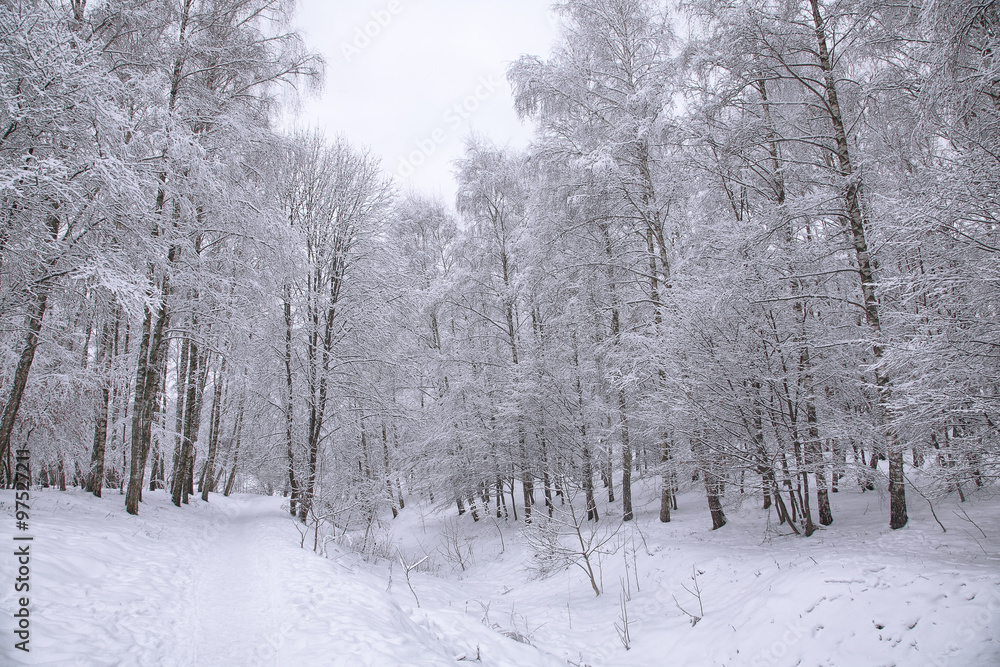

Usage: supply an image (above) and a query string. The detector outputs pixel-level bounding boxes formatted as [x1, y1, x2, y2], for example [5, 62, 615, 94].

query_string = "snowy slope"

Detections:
[380, 480, 1000, 667]
[1, 480, 998, 666]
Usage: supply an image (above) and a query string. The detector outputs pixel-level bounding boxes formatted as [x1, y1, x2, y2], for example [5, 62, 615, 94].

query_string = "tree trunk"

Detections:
[798, 333, 832, 530]
[806, 400, 833, 526]
[659, 429, 674, 522]
[809, 0, 905, 529]
[125, 282, 170, 515]
[796, 435, 816, 536]
[619, 388, 633, 521]
[57, 456, 66, 491]
[283, 293, 299, 517]
[571, 337, 598, 521]
[508, 474, 518, 521]
[86, 319, 114, 497]
[149, 453, 159, 493]
[704, 468, 727, 530]
[200, 361, 225, 502]
[382, 424, 398, 518]
[170, 335, 190, 496]
[70, 0, 86, 22]
[0, 282, 49, 485]
[185, 448, 195, 500]
[224, 396, 245, 497]
[496, 476, 506, 519]
[540, 436, 553, 518]
[519, 432, 533, 524]
[172, 337, 204, 507]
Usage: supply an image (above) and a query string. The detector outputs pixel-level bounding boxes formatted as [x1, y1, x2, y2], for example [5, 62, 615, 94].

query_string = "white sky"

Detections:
[291, 0, 559, 204]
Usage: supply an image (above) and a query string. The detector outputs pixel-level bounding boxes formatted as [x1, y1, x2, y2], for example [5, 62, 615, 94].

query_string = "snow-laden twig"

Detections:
[903, 472, 947, 533]
[615, 577, 632, 650]
[953, 504, 986, 539]
[491, 517, 506, 555]
[397, 549, 428, 608]
[673, 566, 705, 626]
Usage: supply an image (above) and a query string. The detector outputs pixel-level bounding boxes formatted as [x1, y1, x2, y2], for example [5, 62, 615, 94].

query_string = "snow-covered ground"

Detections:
[1, 478, 998, 666]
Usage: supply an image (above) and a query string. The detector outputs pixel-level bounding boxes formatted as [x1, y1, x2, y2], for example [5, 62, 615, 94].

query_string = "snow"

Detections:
[0, 491, 466, 665]
[371, 479, 1000, 666]
[2, 480, 999, 666]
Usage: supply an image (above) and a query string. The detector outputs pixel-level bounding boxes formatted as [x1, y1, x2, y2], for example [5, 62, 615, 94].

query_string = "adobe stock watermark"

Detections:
[11, 448, 32, 654]
[341, 1, 404, 63]
[396, 75, 502, 179]
[747, 583, 1000, 666]
[748, 615, 810, 666]
[926, 584, 1000, 666]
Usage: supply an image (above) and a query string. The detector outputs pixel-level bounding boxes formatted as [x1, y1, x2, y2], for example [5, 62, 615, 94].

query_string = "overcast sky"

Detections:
[291, 0, 559, 204]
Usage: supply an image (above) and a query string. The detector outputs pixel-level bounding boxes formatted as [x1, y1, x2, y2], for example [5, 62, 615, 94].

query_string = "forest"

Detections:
[1, 0, 998, 547]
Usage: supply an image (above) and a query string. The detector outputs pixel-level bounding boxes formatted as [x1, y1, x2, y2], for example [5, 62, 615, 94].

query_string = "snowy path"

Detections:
[189, 499, 285, 664]
[0, 491, 478, 666]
